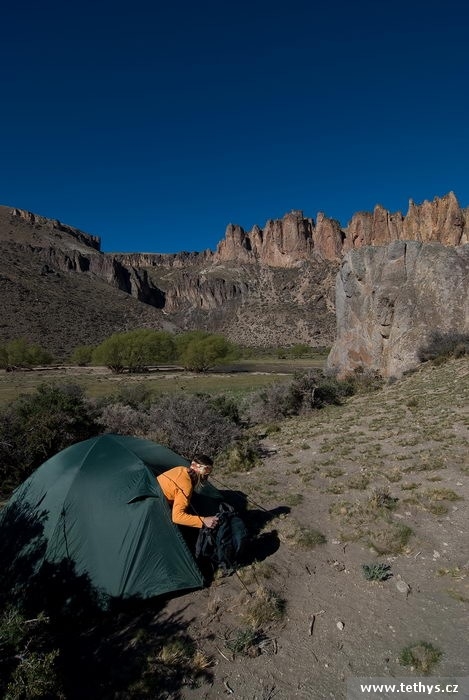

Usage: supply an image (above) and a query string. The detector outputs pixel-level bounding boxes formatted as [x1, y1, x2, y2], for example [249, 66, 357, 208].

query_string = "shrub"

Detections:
[93, 330, 176, 373]
[70, 345, 94, 366]
[399, 641, 442, 673]
[290, 343, 312, 359]
[147, 393, 242, 459]
[6, 650, 61, 700]
[217, 438, 261, 473]
[277, 517, 326, 549]
[247, 370, 355, 423]
[0, 338, 53, 370]
[242, 587, 286, 628]
[209, 394, 242, 425]
[99, 403, 151, 436]
[0, 384, 101, 497]
[368, 523, 413, 555]
[225, 628, 261, 656]
[112, 383, 154, 409]
[177, 333, 233, 372]
[418, 330, 469, 364]
[0, 607, 62, 700]
[362, 563, 392, 581]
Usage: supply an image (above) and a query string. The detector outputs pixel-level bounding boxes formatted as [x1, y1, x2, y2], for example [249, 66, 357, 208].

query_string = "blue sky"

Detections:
[1, 0, 468, 253]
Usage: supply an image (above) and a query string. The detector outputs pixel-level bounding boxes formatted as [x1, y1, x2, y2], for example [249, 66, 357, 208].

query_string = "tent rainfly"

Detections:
[0, 434, 223, 604]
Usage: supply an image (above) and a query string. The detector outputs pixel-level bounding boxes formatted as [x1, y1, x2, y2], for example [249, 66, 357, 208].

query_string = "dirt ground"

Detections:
[159, 357, 469, 699]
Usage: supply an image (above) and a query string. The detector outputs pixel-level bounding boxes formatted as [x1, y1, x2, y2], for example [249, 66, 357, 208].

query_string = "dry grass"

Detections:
[238, 561, 276, 586]
[242, 586, 286, 629]
[277, 517, 326, 549]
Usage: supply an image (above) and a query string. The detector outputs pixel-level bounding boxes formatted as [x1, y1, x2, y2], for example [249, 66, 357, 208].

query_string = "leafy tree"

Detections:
[92, 334, 127, 373]
[174, 330, 211, 357]
[178, 334, 233, 372]
[92, 330, 176, 373]
[70, 345, 95, 366]
[0, 338, 53, 370]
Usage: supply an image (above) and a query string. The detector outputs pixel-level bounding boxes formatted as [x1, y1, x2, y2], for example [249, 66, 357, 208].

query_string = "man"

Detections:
[157, 454, 219, 529]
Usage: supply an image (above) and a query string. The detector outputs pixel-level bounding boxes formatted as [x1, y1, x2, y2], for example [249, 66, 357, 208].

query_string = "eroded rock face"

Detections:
[215, 211, 333, 265]
[327, 241, 469, 377]
[214, 193, 469, 265]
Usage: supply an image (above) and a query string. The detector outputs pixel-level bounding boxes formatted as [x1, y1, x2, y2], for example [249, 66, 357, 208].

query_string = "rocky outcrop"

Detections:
[214, 193, 469, 265]
[343, 192, 469, 252]
[113, 250, 210, 269]
[215, 210, 344, 265]
[163, 272, 250, 312]
[327, 241, 469, 377]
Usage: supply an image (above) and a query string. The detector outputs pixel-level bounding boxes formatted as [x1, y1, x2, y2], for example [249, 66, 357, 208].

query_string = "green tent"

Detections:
[0, 434, 223, 604]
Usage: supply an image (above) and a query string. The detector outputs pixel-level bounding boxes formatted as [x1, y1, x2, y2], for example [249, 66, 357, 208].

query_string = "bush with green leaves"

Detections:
[92, 329, 177, 373]
[0, 608, 62, 700]
[208, 394, 242, 425]
[362, 563, 392, 581]
[70, 344, 95, 366]
[175, 331, 235, 372]
[0, 383, 101, 497]
[0, 338, 53, 370]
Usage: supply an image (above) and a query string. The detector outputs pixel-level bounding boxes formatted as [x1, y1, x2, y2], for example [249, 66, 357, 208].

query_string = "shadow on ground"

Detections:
[0, 498, 212, 699]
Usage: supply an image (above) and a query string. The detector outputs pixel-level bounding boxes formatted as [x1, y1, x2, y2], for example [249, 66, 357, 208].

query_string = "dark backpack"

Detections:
[195, 502, 249, 574]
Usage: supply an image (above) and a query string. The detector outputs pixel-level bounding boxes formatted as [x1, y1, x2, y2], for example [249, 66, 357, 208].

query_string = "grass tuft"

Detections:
[399, 641, 442, 674]
[242, 587, 286, 629]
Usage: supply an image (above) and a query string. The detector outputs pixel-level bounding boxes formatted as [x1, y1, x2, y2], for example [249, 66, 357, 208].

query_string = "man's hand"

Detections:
[202, 515, 219, 528]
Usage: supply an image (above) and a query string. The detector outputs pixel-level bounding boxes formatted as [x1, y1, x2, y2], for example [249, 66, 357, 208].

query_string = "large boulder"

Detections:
[327, 241, 469, 377]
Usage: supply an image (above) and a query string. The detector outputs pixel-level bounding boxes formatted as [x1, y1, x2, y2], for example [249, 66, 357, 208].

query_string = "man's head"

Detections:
[190, 453, 214, 478]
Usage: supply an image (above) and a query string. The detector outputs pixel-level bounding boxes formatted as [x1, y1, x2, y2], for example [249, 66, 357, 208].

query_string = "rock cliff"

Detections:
[214, 192, 469, 265]
[215, 210, 343, 265]
[327, 241, 469, 377]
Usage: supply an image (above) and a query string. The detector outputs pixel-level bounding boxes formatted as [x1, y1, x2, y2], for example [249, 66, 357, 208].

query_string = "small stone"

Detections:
[336, 621, 345, 630]
[396, 579, 410, 595]
[433, 550, 441, 559]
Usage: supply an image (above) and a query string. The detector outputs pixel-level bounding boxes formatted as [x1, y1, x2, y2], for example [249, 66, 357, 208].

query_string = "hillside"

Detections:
[0, 205, 338, 356]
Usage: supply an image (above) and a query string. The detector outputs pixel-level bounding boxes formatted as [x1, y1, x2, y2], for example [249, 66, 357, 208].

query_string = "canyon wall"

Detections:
[327, 241, 469, 377]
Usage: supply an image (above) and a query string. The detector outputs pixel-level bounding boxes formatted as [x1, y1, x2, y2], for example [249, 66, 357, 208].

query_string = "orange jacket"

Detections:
[157, 466, 203, 528]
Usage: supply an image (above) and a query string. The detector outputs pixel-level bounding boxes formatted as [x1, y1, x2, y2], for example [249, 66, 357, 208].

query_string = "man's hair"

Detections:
[192, 453, 213, 468]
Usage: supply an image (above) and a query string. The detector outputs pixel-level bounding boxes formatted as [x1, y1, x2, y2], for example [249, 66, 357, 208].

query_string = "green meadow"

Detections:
[0, 356, 326, 406]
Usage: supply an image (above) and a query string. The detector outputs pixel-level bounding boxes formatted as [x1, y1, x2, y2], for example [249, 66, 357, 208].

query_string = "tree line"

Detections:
[0, 331, 326, 374]
[0, 330, 237, 373]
